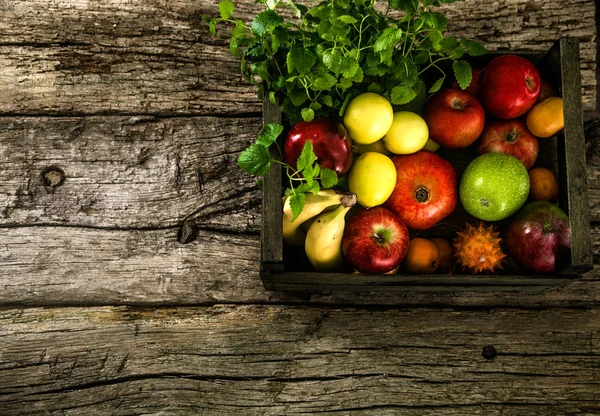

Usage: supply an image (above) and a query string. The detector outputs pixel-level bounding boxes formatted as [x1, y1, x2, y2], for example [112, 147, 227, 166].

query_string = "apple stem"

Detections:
[543, 222, 554, 232]
[506, 130, 519, 143]
[373, 233, 385, 244]
[415, 187, 429, 203]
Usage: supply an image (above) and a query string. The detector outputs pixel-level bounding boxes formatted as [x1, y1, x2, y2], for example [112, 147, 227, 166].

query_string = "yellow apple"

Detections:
[348, 152, 397, 208]
[343, 93, 394, 145]
[383, 111, 429, 155]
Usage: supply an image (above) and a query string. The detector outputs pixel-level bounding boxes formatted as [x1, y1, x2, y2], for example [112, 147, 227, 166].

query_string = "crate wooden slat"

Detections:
[260, 38, 593, 293]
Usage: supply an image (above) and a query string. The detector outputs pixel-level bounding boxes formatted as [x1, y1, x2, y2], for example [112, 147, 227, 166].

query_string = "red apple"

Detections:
[451, 68, 482, 97]
[342, 207, 410, 274]
[505, 201, 571, 273]
[284, 118, 353, 176]
[537, 79, 558, 103]
[422, 88, 485, 149]
[479, 55, 541, 119]
[384, 150, 458, 230]
[476, 119, 539, 170]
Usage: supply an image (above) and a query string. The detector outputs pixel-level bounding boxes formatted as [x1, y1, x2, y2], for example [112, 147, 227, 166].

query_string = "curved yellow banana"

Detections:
[283, 189, 345, 246]
[305, 194, 357, 272]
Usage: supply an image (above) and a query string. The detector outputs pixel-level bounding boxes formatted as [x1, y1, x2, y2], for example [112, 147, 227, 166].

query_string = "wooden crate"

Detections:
[260, 37, 593, 293]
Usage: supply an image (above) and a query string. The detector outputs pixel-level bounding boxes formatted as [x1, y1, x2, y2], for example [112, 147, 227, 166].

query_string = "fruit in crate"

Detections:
[343, 93, 394, 145]
[348, 152, 397, 208]
[430, 237, 455, 274]
[537, 79, 558, 103]
[402, 238, 440, 274]
[282, 190, 354, 246]
[476, 119, 539, 170]
[284, 118, 353, 176]
[384, 151, 458, 230]
[526, 97, 564, 138]
[305, 193, 357, 272]
[383, 111, 429, 155]
[422, 88, 485, 149]
[460, 153, 530, 221]
[342, 207, 410, 274]
[353, 139, 392, 156]
[504, 201, 571, 273]
[454, 222, 506, 274]
[479, 55, 541, 119]
[528, 167, 559, 202]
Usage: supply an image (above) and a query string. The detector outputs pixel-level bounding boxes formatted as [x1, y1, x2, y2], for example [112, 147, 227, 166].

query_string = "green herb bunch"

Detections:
[207, 0, 486, 124]
[205, 0, 486, 220]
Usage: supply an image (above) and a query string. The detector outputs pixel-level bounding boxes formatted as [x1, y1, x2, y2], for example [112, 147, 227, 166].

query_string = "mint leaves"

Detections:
[238, 123, 339, 221]
[204, 0, 486, 125]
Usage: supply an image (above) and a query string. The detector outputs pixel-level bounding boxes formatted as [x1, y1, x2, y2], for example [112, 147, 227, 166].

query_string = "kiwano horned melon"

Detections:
[453, 222, 506, 274]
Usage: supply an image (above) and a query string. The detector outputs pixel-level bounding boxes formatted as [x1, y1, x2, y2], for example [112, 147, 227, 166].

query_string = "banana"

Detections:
[283, 189, 346, 246]
[305, 193, 357, 272]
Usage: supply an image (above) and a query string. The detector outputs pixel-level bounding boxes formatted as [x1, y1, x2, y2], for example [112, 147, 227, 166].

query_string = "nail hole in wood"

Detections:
[482, 345, 497, 360]
[41, 166, 66, 188]
[178, 220, 197, 244]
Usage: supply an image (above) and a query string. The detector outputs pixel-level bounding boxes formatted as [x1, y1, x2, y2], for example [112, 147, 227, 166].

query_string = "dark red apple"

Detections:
[422, 88, 485, 149]
[505, 201, 571, 273]
[479, 55, 541, 119]
[537, 79, 558, 103]
[284, 118, 353, 176]
[451, 68, 482, 97]
[477, 119, 539, 170]
[384, 150, 458, 230]
[342, 207, 410, 274]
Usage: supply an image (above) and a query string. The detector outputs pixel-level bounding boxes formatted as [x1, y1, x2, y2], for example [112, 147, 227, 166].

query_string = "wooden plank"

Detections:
[0, 0, 595, 115]
[0, 116, 262, 230]
[0, 305, 599, 415]
[0, 224, 599, 306]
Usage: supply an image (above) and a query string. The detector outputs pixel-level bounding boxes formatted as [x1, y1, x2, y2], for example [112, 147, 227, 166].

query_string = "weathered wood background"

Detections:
[0, 0, 599, 414]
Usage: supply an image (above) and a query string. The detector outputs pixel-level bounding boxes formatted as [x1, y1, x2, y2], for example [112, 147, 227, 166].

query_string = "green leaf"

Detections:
[219, 1, 235, 19]
[309, 101, 322, 111]
[322, 49, 344, 74]
[287, 48, 317, 74]
[296, 141, 316, 172]
[289, 89, 309, 106]
[374, 26, 403, 53]
[421, 12, 447, 30]
[461, 38, 487, 56]
[338, 78, 353, 89]
[209, 20, 217, 36]
[321, 95, 334, 107]
[428, 30, 443, 50]
[230, 21, 247, 56]
[251, 10, 283, 36]
[269, 90, 277, 105]
[237, 144, 271, 176]
[301, 107, 315, 122]
[338, 15, 358, 24]
[439, 36, 458, 53]
[285, 0, 305, 18]
[428, 76, 445, 93]
[289, 193, 305, 222]
[390, 85, 417, 105]
[312, 73, 337, 90]
[320, 168, 338, 188]
[341, 60, 360, 78]
[256, 123, 284, 147]
[348, 66, 364, 83]
[388, 0, 416, 12]
[453, 60, 472, 90]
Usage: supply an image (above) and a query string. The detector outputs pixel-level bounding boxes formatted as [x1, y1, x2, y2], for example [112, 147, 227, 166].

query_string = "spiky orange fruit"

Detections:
[453, 222, 506, 274]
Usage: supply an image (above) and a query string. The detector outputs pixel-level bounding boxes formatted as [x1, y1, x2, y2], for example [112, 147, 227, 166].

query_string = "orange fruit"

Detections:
[430, 237, 455, 274]
[528, 167, 559, 202]
[526, 97, 564, 138]
[402, 238, 440, 274]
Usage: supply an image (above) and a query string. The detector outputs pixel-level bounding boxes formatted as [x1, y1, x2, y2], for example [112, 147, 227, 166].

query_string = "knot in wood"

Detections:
[482, 345, 497, 360]
[41, 166, 66, 188]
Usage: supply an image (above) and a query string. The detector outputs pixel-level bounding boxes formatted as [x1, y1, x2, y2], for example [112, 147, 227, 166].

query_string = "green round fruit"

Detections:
[460, 153, 530, 221]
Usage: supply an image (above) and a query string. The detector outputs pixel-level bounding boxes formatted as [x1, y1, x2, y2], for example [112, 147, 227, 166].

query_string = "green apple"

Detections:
[460, 153, 530, 221]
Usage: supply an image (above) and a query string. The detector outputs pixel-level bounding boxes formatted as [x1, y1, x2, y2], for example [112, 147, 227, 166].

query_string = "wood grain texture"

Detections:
[0, 0, 596, 115]
[0, 116, 262, 230]
[1, 305, 599, 415]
